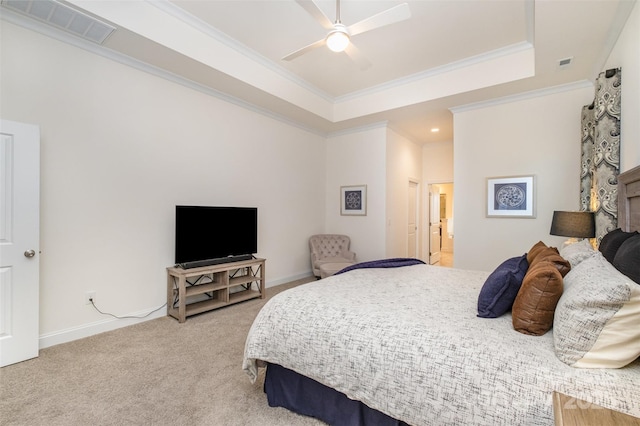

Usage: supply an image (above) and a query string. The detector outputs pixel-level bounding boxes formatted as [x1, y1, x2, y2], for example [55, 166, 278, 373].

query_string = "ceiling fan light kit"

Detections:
[326, 25, 350, 52]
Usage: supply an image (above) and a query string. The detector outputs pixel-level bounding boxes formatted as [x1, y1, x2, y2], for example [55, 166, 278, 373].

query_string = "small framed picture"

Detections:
[341, 185, 367, 216]
[486, 175, 535, 218]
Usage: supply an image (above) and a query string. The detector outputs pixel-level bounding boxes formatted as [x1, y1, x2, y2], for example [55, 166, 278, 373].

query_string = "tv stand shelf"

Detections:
[166, 257, 265, 323]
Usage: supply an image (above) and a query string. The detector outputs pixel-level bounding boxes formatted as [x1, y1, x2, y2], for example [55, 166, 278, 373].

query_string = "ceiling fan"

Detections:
[282, 0, 411, 69]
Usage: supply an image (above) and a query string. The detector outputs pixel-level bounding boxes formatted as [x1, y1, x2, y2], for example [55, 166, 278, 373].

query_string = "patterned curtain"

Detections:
[580, 68, 621, 245]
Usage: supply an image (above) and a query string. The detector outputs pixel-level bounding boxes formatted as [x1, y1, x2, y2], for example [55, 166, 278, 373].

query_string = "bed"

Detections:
[243, 165, 640, 426]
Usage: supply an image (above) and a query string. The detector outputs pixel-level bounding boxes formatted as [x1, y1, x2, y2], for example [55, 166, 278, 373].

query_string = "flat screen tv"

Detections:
[175, 205, 257, 269]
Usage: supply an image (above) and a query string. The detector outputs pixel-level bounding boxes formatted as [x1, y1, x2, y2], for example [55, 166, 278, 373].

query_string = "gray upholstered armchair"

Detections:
[309, 234, 356, 278]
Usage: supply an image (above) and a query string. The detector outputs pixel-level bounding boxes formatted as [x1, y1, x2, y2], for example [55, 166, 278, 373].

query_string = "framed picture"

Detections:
[340, 185, 367, 216]
[486, 175, 535, 218]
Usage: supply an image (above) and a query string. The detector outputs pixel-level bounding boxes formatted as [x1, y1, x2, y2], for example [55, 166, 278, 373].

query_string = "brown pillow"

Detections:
[526, 241, 549, 265]
[512, 261, 563, 336]
[529, 250, 571, 277]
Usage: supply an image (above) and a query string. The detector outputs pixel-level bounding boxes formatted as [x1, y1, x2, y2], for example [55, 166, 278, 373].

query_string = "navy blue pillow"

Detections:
[477, 254, 529, 318]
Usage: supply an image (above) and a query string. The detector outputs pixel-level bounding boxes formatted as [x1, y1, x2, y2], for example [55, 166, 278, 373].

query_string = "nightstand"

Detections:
[553, 392, 640, 426]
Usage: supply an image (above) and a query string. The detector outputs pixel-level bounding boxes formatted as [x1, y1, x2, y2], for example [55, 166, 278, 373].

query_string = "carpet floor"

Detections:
[0, 277, 324, 426]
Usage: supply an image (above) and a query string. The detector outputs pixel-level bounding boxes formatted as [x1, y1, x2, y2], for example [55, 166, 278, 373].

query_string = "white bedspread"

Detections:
[243, 264, 640, 426]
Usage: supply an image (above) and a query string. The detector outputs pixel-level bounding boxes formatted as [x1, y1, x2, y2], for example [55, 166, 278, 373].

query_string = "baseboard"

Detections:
[266, 271, 314, 287]
[38, 271, 315, 349]
[39, 307, 167, 349]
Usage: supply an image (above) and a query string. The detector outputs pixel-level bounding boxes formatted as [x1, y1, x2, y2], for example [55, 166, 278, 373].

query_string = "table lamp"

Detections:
[550, 211, 595, 246]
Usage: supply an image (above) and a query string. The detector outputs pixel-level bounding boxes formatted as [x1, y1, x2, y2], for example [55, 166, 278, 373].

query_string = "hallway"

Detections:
[438, 251, 453, 267]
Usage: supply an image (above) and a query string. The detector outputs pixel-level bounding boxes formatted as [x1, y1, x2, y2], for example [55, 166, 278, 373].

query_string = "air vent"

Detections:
[1, 0, 115, 44]
[558, 57, 573, 68]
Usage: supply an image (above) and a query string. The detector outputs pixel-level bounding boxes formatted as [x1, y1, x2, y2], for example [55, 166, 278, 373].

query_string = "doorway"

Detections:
[427, 183, 454, 267]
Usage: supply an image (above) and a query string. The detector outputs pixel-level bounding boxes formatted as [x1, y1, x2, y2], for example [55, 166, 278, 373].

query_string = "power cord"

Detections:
[89, 297, 166, 319]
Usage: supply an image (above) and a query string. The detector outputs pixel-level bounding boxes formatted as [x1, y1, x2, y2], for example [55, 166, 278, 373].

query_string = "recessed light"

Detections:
[431, 128, 440, 133]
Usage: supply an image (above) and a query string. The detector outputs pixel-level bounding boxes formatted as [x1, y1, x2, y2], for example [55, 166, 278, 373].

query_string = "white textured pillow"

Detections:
[553, 252, 640, 368]
[559, 239, 596, 269]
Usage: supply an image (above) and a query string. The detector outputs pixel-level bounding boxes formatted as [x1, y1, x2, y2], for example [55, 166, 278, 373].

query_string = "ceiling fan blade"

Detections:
[347, 3, 411, 37]
[282, 38, 326, 61]
[295, 0, 335, 31]
[344, 43, 372, 70]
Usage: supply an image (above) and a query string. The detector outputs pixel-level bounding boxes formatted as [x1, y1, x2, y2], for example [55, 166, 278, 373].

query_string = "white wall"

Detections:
[605, 0, 640, 173]
[325, 126, 387, 262]
[325, 126, 423, 262]
[453, 86, 595, 271]
[1, 22, 326, 345]
[385, 128, 423, 259]
[423, 141, 454, 183]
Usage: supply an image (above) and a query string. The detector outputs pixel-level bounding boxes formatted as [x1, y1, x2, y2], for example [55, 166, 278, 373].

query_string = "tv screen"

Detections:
[175, 206, 257, 267]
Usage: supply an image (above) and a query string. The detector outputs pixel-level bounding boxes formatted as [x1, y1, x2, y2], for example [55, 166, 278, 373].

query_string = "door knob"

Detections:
[24, 249, 36, 258]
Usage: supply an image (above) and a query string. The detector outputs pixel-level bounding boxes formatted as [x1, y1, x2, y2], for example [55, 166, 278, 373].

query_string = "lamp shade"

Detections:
[550, 211, 595, 238]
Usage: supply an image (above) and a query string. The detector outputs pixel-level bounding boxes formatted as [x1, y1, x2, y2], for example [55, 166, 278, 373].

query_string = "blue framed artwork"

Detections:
[341, 185, 367, 216]
[486, 175, 535, 218]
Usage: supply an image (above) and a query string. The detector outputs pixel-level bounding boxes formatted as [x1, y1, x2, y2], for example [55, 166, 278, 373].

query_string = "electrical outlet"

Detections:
[85, 291, 96, 305]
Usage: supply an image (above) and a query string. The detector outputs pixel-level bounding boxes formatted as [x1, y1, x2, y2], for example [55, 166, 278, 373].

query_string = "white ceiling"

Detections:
[3, 0, 636, 143]
[173, 0, 529, 97]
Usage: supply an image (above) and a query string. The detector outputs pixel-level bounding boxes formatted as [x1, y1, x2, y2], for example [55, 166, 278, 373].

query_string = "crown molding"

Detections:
[148, 0, 335, 103]
[335, 41, 534, 103]
[326, 121, 389, 139]
[326, 121, 420, 145]
[449, 80, 594, 114]
[386, 123, 420, 145]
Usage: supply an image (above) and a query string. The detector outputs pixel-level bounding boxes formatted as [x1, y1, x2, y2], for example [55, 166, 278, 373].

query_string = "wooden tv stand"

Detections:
[166, 257, 265, 323]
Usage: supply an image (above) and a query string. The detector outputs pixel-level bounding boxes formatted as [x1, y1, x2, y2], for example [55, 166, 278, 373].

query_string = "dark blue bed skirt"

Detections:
[264, 362, 409, 426]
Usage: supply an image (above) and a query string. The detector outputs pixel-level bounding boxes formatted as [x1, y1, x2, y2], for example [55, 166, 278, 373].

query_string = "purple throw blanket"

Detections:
[333, 257, 425, 276]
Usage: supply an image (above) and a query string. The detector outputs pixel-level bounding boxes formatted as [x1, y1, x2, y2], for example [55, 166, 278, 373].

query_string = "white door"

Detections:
[0, 119, 40, 367]
[428, 186, 441, 265]
[407, 181, 418, 258]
